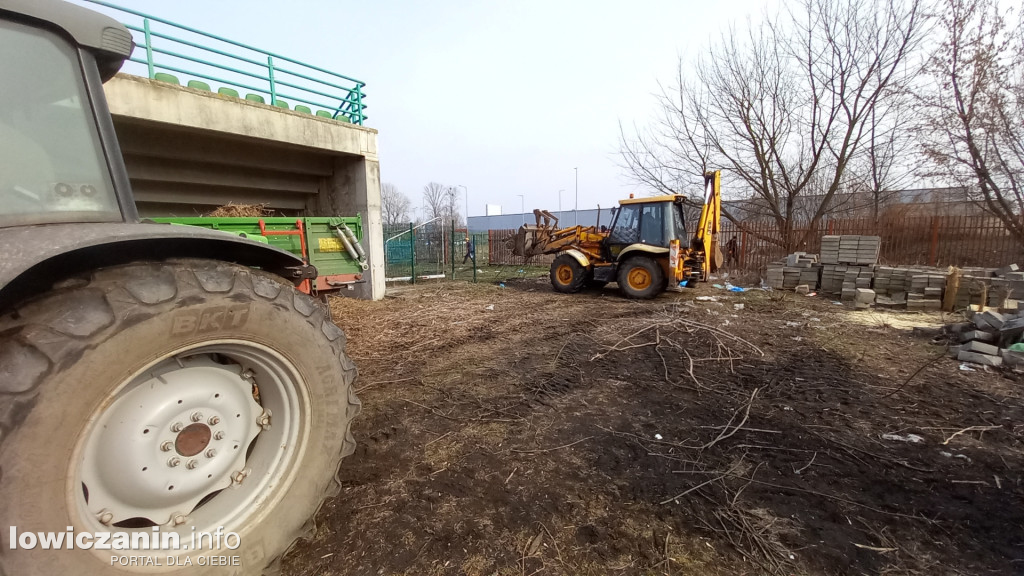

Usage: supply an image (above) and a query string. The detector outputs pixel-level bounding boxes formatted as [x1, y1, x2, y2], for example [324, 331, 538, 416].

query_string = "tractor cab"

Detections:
[602, 195, 688, 261]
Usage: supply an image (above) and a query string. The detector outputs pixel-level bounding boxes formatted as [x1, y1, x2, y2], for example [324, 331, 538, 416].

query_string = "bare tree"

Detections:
[921, 0, 1024, 244]
[620, 0, 926, 249]
[381, 182, 412, 226]
[421, 182, 463, 225]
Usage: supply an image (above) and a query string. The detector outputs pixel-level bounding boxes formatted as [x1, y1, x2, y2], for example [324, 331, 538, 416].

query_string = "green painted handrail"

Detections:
[84, 0, 367, 125]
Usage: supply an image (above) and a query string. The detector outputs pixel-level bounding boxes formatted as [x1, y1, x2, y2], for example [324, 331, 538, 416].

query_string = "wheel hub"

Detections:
[628, 268, 651, 289]
[557, 264, 572, 283]
[79, 356, 264, 526]
[175, 423, 212, 457]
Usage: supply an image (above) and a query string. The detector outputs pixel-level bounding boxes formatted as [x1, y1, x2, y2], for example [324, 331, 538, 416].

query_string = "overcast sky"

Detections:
[76, 0, 767, 218]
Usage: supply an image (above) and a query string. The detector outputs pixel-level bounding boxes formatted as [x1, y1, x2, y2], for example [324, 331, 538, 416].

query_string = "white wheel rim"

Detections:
[70, 340, 307, 565]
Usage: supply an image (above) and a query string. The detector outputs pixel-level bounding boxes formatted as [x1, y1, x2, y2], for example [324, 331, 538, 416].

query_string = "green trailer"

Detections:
[152, 215, 367, 294]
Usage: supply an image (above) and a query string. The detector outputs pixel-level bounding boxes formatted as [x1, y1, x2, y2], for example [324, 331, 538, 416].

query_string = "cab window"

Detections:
[639, 204, 665, 246]
[608, 204, 640, 244]
[672, 202, 687, 240]
[0, 20, 119, 227]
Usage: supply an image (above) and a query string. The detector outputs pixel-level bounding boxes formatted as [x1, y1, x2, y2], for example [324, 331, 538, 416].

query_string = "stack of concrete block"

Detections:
[819, 265, 843, 293]
[838, 266, 875, 301]
[853, 288, 876, 309]
[940, 309, 1024, 367]
[907, 273, 947, 311]
[767, 252, 821, 290]
[884, 267, 911, 295]
[951, 264, 1024, 312]
[820, 235, 881, 265]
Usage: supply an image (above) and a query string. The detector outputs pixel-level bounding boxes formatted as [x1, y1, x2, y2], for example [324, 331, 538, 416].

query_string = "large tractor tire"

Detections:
[549, 254, 587, 294]
[617, 256, 665, 299]
[0, 260, 360, 576]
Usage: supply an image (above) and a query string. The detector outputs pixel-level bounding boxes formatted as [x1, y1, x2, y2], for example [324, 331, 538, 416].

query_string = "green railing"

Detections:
[83, 0, 367, 125]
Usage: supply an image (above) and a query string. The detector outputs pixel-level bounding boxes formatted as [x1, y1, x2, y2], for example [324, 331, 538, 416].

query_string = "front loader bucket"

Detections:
[506, 225, 545, 258]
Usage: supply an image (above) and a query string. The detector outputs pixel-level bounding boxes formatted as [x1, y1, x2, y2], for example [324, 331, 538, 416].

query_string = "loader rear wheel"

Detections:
[618, 257, 665, 299]
[0, 260, 360, 576]
[550, 254, 587, 293]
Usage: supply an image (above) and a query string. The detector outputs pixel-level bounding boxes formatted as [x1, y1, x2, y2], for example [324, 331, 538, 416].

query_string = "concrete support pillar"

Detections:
[322, 156, 384, 300]
[105, 75, 385, 300]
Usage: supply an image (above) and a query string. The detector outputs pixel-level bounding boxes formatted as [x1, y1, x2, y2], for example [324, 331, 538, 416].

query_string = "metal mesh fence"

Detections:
[384, 222, 551, 287]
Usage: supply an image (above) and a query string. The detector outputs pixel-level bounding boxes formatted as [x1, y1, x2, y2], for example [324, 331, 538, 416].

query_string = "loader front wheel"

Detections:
[0, 260, 360, 576]
[550, 254, 587, 294]
[618, 256, 665, 299]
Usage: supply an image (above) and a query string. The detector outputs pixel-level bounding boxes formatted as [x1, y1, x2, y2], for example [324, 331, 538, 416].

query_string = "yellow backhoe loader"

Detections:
[509, 171, 723, 299]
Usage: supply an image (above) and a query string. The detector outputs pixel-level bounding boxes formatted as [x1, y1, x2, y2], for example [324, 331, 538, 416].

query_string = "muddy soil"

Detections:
[281, 278, 1024, 576]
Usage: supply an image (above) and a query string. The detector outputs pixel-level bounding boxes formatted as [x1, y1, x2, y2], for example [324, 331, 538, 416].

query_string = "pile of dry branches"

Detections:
[205, 203, 272, 217]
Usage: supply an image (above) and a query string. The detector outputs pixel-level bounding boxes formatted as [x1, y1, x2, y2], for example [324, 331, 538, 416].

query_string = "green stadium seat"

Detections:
[245, 94, 265, 104]
[187, 80, 211, 91]
[336, 114, 351, 123]
[217, 87, 240, 98]
[273, 99, 289, 109]
[294, 105, 312, 114]
[153, 72, 179, 85]
[315, 110, 332, 118]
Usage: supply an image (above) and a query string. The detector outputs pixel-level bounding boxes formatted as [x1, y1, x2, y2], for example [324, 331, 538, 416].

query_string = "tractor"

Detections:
[510, 172, 723, 299]
[0, 1, 359, 574]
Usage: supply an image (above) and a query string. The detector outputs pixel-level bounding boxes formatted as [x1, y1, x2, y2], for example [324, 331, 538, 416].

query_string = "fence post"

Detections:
[472, 234, 477, 283]
[143, 18, 155, 78]
[267, 56, 277, 105]
[409, 223, 415, 285]
[451, 220, 456, 279]
[929, 217, 940, 267]
[740, 230, 748, 268]
[355, 84, 365, 126]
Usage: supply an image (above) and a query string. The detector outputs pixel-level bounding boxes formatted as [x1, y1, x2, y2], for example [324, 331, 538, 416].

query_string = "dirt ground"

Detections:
[280, 277, 1024, 576]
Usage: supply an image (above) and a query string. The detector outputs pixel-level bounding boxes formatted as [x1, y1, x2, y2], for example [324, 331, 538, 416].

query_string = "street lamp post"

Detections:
[558, 189, 565, 222]
[516, 194, 525, 226]
[457, 184, 468, 229]
[574, 167, 578, 225]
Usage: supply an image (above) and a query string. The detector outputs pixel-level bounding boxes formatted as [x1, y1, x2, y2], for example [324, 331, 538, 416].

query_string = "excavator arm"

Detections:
[693, 170, 723, 279]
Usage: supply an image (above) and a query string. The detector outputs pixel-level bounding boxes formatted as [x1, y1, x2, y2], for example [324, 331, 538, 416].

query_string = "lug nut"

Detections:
[97, 511, 114, 525]
[168, 457, 181, 468]
[186, 459, 198, 470]
[208, 416, 220, 426]
[170, 422, 183, 433]
[190, 412, 204, 423]
[214, 431, 225, 440]
[172, 514, 186, 526]
[231, 468, 251, 486]
[160, 441, 174, 452]
[257, 412, 272, 429]
[205, 449, 217, 458]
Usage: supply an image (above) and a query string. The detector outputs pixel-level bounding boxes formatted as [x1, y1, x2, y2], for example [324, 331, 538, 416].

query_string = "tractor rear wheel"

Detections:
[550, 254, 587, 293]
[0, 259, 360, 575]
[617, 256, 665, 299]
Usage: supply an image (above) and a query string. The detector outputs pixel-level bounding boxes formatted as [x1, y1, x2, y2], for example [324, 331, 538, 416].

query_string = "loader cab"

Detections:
[0, 0, 136, 228]
[603, 196, 687, 260]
